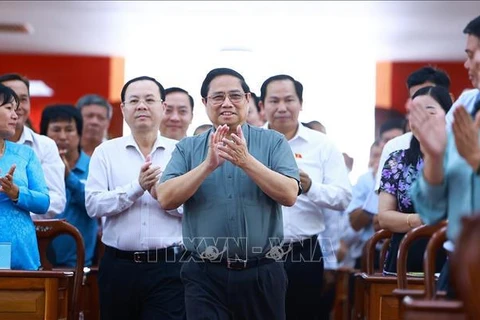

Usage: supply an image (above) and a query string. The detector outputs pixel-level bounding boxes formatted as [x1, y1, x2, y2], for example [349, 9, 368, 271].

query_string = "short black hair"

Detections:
[260, 74, 303, 103]
[200, 68, 250, 99]
[0, 73, 30, 94]
[165, 87, 194, 111]
[0, 83, 19, 108]
[379, 118, 406, 137]
[406, 66, 451, 91]
[463, 15, 480, 39]
[40, 104, 83, 138]
[76, 94, 113, 120]
[120, 76, 165, 103]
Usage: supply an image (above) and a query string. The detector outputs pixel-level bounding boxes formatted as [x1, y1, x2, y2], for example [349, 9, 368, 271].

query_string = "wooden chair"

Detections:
[35, 219, 85, 320]
[365, 229, 392, 275]
[423, 225, 447, 300]
[451, 215, 480, 319]
[352, 228, 392, 320]
[353, 228, 427, 320]
[402, 225, 466, 319]
[393, 221, 447, 318]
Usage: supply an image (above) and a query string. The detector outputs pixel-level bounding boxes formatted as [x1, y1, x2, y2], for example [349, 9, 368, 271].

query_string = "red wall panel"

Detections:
[378, 61, 472, 115]
[0, 53, 123, 137]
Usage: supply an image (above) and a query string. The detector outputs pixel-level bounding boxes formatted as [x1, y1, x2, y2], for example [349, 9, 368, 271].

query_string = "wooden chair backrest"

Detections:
[423, 225, 447, 299]
[366, 229, 393, 275]
[397, 220, 447, 290]
[35, 219, 85, 320]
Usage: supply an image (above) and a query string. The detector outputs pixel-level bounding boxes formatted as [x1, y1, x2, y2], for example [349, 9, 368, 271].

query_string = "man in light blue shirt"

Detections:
[340, 140, 382, 269]
[40, 105, 98, 267]
[445, 88, 480, 128]
[410, 15, 480, 297]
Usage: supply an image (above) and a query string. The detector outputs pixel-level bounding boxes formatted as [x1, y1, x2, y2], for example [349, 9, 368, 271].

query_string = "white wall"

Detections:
[123, 12, 376, 183]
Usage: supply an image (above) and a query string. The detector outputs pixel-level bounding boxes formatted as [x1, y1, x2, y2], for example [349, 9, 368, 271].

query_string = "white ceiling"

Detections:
[0, 1, 479, 61]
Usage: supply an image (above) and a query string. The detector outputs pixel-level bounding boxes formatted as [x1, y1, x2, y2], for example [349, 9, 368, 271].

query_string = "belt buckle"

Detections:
[226, 258, 247, 270]
[133, 251, 146, 263]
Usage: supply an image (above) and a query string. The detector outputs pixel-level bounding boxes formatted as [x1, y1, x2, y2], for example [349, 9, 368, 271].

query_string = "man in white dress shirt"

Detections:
[85, 76, 185, 320]
[260, 74, 352, 320]
[0, 73, 66, 218]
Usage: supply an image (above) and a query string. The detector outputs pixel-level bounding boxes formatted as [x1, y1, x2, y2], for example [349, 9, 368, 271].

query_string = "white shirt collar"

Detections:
[264, 121, 311, 143]
[17, 126, 35, 145]
[125, 132, 167, 151]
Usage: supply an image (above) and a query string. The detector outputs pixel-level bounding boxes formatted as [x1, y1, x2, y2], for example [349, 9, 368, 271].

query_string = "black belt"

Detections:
[194, 254, 277, 270]
[105, 245, 184, 263]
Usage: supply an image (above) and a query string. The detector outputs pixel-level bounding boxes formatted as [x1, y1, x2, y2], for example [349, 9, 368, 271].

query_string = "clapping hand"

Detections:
[217, 125, 250, 168]
[409, 100, 447, 159]
[205, 124, 228, 170]
[59, 149, 70, 177]
[139, 155, 162, 195]
[0, 165, 19, 201]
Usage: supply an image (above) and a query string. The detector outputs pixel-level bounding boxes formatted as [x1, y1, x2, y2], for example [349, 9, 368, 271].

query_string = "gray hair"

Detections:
[76, 94, 113, 119]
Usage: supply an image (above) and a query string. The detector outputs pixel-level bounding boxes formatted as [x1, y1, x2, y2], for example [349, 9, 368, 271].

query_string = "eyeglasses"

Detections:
[207, 92, 246, 106]
[124, 98, 163, 107]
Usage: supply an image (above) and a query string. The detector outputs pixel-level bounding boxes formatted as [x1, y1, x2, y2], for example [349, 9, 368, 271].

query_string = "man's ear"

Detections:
[120, 103, 125, 119]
